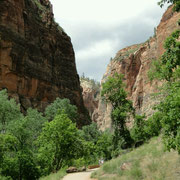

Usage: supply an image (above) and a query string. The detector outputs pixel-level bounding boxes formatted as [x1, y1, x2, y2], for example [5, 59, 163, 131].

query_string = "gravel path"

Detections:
[62, 168, 98, 180]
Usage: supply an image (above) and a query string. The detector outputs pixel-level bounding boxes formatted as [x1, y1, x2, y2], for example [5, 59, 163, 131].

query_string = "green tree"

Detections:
[143, 112, 162, 139]
[0, 132, 40, 180]
[130, 115, 146, 145]
[9, 108, 46, 150]
[156, 82, 180, 153]
[78, 123, 107, 165]
[45, 98, 78, 123]
[37, 111, 80, 174]
[149, 30, 180, 82]
[0, 89, 22, 133]
[0, 98, 45, 179]
[79, 122, 101, 143]
[158, 0, 180, 12]
[101, 73, 134, 149]
[23, 108, 47, 141]
[148, 27, 180, 153]
[95, 129, 113, 160]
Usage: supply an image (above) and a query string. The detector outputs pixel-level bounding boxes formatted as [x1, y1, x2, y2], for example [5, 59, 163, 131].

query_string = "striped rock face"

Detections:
[0, 0, 90, 127]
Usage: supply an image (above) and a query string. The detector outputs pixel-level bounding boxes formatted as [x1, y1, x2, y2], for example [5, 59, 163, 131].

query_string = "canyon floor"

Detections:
[62, 168, 98, 180]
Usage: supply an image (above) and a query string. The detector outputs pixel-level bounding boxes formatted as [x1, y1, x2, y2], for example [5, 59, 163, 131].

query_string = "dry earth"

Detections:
[62, 168, 98, 180]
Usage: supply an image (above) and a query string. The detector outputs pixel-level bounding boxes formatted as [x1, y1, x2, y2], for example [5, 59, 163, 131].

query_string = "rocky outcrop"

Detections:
[97, 6, 180, 130]
[80, 78, 100, 122]
[0, 0, 90, 127]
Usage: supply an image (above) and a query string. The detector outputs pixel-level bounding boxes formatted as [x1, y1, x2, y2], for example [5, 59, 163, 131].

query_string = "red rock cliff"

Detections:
[97, 6, 180, 130]
[80, 78, 100, 122]
[0, 0, 90, 127]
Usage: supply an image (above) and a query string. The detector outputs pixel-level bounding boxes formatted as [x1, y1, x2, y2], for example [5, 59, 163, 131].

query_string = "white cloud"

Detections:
[49, 0, 168, 81]
[50, 0, 161, 24]
[76, 39, 117, 60]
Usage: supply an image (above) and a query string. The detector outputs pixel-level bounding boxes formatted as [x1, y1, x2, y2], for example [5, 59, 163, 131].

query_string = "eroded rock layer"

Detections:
[80, 79, 100, 122]
[0, 0, 90, 127]
[97, 6, 180, 130]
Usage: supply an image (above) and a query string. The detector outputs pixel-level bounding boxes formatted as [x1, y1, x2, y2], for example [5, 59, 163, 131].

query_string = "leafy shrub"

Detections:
[144, 112, 162, 139]
[79, 122, 101, 143]
[37, 110, 80, 174]
[0, 89, 22, 133]
[45, 98, 78, 122]
[130, 115, 146, 146]
[95, 129, 113, 160]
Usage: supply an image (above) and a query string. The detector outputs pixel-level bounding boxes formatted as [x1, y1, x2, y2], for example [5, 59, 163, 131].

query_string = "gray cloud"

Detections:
[76, 55, 109, 81]
[72, 8, 166, 81]
[53, 2, 168, 81]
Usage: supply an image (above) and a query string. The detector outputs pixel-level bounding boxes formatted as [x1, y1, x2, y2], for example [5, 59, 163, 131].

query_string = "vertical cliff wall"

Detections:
[97, 6, 180, 130]
[0, 0, 90, 127]
[80, 79, 100, 122]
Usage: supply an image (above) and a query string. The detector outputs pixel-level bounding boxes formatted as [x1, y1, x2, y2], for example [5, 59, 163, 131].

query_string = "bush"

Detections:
[144, 112, 162, 139]
[0, 89, 22, 133]
[45, 98, 78, 123]
[79, 122, 101, 143]
[130, 115, 146, 146]
[95, 129, 113, 160]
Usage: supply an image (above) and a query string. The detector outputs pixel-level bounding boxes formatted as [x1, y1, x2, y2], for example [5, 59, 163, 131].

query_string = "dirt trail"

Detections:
[62, 168, 98, 180]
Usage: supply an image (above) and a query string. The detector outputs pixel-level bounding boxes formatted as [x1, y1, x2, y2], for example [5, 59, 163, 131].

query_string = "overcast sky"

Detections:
[50, 0, 168, 81]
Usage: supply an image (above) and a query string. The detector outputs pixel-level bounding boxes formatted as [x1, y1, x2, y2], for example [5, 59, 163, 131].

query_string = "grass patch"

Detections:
[92, 137, 180, 180]
[39, 168, 67, 180]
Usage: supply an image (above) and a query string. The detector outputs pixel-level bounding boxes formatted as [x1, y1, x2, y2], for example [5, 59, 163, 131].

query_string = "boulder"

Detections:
[66, 167, 78, 173]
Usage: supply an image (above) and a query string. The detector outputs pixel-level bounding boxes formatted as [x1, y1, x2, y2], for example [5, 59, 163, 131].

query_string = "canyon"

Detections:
[81, 6, 180, 130]
[0, 1, 179, 129]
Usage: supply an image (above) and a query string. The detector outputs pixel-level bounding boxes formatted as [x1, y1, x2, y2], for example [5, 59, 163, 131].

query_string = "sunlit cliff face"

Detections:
[81, 6, 180, 130]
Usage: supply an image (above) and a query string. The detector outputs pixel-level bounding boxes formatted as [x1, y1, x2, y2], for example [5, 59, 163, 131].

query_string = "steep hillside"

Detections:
[0, 0, 90, 127]
[92, 137, 180, 180]
[96, 6, 180, 130]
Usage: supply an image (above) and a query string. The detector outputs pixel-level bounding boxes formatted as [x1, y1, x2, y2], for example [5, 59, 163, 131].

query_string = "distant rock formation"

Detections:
[80, 78, 100, 123]
[98, 6, 180, 130]
[0, 0, 90, 127]
[81, 6, 180, 130]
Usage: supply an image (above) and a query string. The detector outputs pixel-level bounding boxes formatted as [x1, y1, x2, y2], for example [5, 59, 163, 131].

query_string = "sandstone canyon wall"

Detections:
[95, 6, 180, 130]
[0, 0, 90, 127]
[80, 78, 100, 123]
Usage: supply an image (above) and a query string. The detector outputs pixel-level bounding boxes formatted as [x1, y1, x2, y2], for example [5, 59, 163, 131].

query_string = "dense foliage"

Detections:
[0, 90, 42, 180]
[149, 30, 180, 81]
[45, 98, 78, 122]
[1, 2, 179, 179]
[37, 111, 81, 175]
[0, 90, 22, 133]
[101, 29, 180, 152]
[148, 28, 180, 153]
[0, 91, 82, 179]
[100, 73, 163, 152]
[0, 90, 114, 180]
[101, 73, 134, 150]
[78, 123, 113, 165]
[130, 112, 162, 146]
